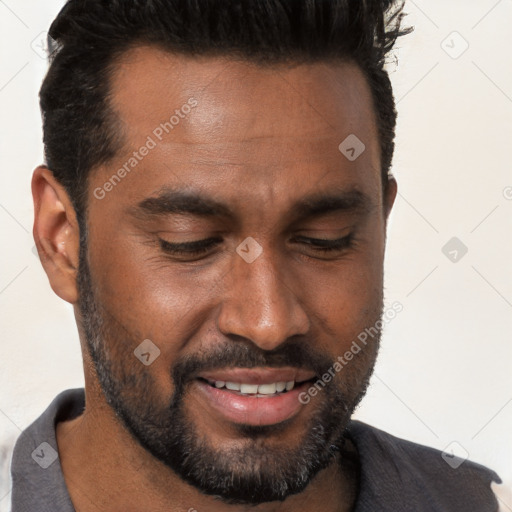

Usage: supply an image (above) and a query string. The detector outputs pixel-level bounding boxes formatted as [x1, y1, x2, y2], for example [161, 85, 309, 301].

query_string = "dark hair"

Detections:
[40, 0, 411, 221]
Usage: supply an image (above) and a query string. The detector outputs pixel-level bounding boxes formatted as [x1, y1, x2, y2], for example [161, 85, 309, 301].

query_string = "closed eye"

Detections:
[158, 233, 355, 259]
[292, 233, 354, 252]
[158, 237, 222, 256]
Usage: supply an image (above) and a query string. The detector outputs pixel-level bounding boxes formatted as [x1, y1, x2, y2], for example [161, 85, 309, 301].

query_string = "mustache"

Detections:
[171, 337, 334, 388]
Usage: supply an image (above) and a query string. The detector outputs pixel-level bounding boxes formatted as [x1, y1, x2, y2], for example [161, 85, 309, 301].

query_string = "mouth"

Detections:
[193, 368, 318, 426]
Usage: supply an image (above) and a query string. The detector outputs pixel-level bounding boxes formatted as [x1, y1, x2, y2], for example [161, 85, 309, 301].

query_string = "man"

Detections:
[3, 0, 502, 510]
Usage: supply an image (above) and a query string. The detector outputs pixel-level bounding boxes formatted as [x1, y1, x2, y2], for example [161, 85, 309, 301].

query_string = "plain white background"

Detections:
[1, 0, 511, 508]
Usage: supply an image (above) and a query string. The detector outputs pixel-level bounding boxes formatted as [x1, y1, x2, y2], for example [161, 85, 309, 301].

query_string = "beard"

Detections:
[76, 235, 381, 505]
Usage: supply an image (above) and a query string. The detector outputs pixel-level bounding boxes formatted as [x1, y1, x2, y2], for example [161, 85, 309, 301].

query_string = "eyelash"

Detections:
[159, 237, 222, 256]
[158, 234, 354, 257]
[293, 233, 354, 252]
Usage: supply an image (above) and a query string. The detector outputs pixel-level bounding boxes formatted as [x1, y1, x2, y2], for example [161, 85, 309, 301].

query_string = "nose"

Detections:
[217, 245, 310, 351]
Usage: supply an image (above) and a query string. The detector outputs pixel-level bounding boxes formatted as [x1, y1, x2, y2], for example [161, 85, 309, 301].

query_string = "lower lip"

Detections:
[194, 379, 312, 426]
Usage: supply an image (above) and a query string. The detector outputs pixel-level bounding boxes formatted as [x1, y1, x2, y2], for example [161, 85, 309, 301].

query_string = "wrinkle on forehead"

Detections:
[108, 45, 379, 153]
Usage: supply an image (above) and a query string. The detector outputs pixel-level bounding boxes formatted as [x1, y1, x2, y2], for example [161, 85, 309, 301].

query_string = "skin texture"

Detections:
[32, 47, 397, 512]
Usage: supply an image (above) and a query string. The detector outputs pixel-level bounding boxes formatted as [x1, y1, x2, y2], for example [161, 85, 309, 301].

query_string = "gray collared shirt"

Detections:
[2, 388, 503, 511]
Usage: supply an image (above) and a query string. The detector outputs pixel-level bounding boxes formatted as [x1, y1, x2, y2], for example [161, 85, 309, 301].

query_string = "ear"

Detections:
[383, 174, 398, 222]
[32, 165, 81, 304]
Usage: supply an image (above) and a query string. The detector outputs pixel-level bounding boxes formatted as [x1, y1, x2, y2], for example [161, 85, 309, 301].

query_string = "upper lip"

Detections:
[197, 367, 317, 385]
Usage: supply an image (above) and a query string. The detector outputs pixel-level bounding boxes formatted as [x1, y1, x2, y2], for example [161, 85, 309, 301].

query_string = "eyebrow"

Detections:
[129, 186, 375, 222]
[291, 188, 375, 219]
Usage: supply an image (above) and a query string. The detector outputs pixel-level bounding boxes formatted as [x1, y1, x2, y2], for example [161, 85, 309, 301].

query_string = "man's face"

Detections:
[78, 47, 395, 504]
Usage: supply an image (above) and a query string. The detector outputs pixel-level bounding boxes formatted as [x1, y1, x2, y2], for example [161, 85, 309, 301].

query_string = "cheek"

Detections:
[296, 234, 385, 362]
[86, 232, 223, 362]
[307, 272, 384, 360]
[301, 254, 384, 322]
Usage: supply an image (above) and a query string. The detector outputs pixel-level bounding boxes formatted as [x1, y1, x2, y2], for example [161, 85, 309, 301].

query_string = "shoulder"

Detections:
[8, 389, 85, 512]
[347, 420, 502, 511]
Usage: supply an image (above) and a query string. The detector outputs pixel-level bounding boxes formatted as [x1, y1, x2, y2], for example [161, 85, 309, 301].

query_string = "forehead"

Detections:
[110, 45, 378, 145]
[112, 46, 375, 123]
[93, 45, 381, 213]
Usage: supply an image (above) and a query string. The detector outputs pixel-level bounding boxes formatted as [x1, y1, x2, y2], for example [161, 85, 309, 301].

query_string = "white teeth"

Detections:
[240, 383, 259, 394]
[276, 382, 286, 392]
[210, 379, 297, 394]
[257, 383, 277, 395]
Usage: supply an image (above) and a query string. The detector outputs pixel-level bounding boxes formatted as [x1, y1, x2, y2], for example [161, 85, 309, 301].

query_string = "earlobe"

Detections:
[32, 165, 81, 304]
[384, 174, 398, 220]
